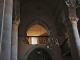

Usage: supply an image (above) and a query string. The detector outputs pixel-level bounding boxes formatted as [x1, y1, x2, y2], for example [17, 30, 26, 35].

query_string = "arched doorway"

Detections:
[24, 46, 54, 60]
[27, 49, 52, 60]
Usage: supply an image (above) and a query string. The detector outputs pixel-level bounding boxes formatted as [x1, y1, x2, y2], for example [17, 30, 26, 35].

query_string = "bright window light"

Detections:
[31, 37, 37, 44]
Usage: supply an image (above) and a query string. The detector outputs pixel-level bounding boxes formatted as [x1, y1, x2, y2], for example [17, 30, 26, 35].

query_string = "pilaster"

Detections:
[11, 18, 20, 60]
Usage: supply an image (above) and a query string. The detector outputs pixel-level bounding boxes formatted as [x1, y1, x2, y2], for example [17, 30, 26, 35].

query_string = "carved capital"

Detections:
[13, 18, 20, 26]
[68, 7, 79, 23]
[70, 17, 79, 24]
[65, 0, 80, 9]
[70, 18, 79, 26]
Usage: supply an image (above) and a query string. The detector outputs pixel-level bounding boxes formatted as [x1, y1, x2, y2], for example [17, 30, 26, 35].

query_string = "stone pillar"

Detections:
[0, 0, 4, 59]
[64, 5, 80, 60]
[11, 18, 20, 60]
[1, 0, 13, 60]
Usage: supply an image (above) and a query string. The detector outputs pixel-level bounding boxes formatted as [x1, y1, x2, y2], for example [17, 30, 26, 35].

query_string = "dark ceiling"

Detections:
[20, 0, 59, 12]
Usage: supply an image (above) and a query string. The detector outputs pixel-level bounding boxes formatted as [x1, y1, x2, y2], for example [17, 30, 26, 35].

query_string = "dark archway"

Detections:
[24, 45, 55, 60]
[27, 48, 52, 60]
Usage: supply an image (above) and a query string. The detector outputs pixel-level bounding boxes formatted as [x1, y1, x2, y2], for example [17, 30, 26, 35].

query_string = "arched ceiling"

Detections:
[20, 0, 59, 14]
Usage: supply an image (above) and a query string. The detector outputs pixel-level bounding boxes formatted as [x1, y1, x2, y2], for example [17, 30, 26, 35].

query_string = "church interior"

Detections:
[0, 0, 80, 60]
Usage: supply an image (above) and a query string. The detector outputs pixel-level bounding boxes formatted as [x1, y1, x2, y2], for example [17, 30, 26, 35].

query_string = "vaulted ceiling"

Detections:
[20, 0, 61, 16]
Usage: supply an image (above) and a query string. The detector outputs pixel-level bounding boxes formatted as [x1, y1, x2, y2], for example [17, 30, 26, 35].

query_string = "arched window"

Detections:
[27, 24, 49, 44]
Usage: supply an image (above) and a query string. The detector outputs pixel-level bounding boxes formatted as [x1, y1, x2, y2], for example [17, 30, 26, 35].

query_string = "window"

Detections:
[27, 24, 49, 44]
[31, 37, 38, 44]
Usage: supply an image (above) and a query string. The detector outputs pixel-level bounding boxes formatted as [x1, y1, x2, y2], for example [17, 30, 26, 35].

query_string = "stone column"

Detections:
[0, 0, 5, 59]
[11, 18, 20, 60]
[64, 6, 80, 60]
[1, 0, 13, 60]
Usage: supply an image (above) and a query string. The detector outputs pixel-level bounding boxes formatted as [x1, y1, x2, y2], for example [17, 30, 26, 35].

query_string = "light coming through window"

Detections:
[31, 37, 37, 44]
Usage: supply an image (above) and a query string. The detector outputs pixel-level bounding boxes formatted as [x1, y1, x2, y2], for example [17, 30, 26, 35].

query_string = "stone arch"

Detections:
[26, 19, 51, 36]
[24, 19, 51, 44]
[23, 19, 57, 44]
[24, 45, 55, 60]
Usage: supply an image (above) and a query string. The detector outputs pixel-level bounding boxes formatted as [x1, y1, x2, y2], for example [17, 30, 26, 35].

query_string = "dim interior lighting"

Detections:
[46, 30, 59, 49]
[37, 50, 45, 60]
